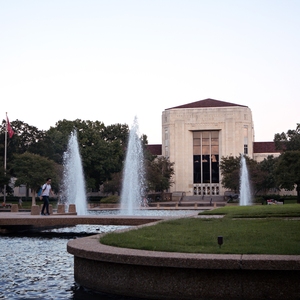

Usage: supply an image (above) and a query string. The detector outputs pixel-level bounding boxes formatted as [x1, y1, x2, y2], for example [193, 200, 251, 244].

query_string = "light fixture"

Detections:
[218, 236, 223, 248]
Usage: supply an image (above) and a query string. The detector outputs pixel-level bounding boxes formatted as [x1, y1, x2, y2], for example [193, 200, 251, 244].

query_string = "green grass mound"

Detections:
[100, 204, 300, 255]
[200, 204, 300, 218]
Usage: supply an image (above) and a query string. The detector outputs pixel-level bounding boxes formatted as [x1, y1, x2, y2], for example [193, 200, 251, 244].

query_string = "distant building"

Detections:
[253, 141, 281, 162]
[148, 98, 283, 197]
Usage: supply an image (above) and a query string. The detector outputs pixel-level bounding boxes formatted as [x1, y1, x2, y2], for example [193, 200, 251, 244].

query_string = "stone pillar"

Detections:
[49, 204, 53, 215]
[68, 204, 76, 214]
[57, 204, 65, 214]
[31, 205, 40, 215]
[10, 204, 19, 212]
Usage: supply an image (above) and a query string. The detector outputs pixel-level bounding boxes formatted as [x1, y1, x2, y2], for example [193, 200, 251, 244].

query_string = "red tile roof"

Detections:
[253, 142, 281, 153]
[166, 98, 247, 110]
[147, 144, 162, 156]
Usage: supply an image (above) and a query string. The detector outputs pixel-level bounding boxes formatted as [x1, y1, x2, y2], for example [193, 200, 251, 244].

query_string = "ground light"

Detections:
[218, 236, 223, 248]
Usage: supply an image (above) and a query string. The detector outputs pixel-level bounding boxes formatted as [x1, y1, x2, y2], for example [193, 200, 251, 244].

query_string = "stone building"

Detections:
[149, 98, 282, 197]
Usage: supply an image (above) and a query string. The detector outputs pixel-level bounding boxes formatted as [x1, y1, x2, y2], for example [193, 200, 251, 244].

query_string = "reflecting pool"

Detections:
[0, 210, 201, 299]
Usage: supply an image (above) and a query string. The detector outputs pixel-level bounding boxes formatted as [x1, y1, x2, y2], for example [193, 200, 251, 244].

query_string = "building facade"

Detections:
[161, 98, 256, 196]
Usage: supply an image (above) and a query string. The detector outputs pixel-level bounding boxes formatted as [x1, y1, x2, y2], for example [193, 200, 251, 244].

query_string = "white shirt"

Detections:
[41, 184, 51, 196]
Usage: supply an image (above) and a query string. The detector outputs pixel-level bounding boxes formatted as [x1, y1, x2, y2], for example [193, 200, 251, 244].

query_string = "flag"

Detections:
[6, 115, 14, 138]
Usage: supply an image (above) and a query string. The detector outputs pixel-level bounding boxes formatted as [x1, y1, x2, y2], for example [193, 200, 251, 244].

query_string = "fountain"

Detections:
[120, 117, 145, 215]
[239, 155, 252, 206]
[60, 130, 87, 215]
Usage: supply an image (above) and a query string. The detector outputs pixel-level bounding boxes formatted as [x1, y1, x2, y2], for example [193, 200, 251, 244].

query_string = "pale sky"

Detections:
[1, 0, 299, 144]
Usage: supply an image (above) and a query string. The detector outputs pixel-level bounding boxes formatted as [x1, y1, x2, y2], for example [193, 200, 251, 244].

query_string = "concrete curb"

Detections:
[67, 235, 300, 299]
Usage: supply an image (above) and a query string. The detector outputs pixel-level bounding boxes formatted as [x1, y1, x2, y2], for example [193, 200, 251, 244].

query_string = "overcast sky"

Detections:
[1, 0, 299, 144]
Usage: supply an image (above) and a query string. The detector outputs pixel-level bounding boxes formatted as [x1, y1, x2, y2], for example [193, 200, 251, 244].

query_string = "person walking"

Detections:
[40, 178, 53, 215]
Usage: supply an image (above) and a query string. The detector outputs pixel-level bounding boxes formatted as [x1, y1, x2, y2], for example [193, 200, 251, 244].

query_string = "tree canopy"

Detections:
[219, 156, 241, 193]
[274, 123, 300, 203]
[275, 151, 300, 203]
[12, 152, 60, 205]
[274, 123, 300, 151]
[0, 119, 45, 162]
[103, 140, 175, 196]
[1, 118, 131, 192]
[220, 155, 279, 195]
[145, 156, 175, 193]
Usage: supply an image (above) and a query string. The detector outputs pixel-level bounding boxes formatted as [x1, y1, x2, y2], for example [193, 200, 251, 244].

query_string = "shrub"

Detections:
[100, 195, 120, 203]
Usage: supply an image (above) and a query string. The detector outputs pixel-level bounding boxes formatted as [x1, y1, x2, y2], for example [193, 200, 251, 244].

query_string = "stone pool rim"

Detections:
[67, 232, 300, 300]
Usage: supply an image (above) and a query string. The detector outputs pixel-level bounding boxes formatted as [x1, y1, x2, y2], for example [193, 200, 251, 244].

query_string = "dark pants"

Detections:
[41, 196, 50, 215]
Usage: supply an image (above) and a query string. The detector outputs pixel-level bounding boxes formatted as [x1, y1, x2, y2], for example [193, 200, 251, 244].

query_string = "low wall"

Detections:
[67, 235, 300, 300]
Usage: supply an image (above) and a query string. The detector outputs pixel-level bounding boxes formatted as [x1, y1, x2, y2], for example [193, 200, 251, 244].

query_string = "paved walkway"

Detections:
[0, 209, 211, 232]
[0, 211, 169, 228]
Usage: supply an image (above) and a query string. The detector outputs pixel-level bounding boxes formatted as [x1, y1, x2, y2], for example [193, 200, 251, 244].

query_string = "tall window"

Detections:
[244, 126, 248, 155]
[193, 131, 219, 184]
[165, 128, 169, 157]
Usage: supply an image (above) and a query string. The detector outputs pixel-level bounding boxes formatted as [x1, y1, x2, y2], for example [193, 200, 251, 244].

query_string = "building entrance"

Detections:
[193, 131, 220, 196]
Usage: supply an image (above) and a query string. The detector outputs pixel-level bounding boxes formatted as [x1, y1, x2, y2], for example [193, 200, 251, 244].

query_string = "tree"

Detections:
[0, 119, 48, 199]
[220, 155, 277, 195]
[43, 119, 129, 190]
[0, 119, 56, 191]
[146, 157, 175, 193]
[102, 123, 129, 145]
[44, 119, 94, 164]
[220, 156, 241, 193]
[0, 119, 45, 161]
[274, 123, 300, 151]
[12, 152, 60, 205]
[1, 117, 131, 196]
[79, 123, 127, 189]
[275, 151, 300, 203]
[0, 166, 11, 196]
[256, 155, 279, 194]
[274, 124, 300, 202]
[103, 132, 148, 196]
[103, 172, 123, 195]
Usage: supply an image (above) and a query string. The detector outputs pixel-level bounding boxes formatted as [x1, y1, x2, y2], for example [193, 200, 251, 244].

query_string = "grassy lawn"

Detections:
[199, 204, 300, 218]
[100, 204, 300, 255]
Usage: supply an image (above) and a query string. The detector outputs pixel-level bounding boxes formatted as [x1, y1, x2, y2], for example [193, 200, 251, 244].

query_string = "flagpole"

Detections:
[3, 112, 8, 204]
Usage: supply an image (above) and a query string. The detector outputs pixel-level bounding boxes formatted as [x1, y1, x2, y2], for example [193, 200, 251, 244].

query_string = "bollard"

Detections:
[57, 204, 65, 214]
[68, 204, 77, 214]
[49, 204, 53, 215]
[31, 205, 40, 215]
[11, 204, 19, 212]
[194, 203, 197, 209]
[214, 202, 217, 208]
[175, 203, 178, 209]
[157, 203, 160, 208]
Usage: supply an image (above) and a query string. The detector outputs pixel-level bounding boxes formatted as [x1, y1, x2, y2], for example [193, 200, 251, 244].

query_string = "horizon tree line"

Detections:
[0, 119, 299, 203]
[0, 118, 174, 204]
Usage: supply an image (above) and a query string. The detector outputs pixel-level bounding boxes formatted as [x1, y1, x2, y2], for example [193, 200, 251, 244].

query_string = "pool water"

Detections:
[0, 210, 200, 299]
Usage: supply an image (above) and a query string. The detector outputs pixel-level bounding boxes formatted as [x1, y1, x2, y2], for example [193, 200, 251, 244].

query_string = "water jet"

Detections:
[60, 130, 87, 215]
[120, 117, 145, 215]
[239, 155, 252, 206]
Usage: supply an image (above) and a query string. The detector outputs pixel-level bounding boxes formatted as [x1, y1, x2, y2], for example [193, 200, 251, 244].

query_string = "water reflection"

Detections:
[0, 225, 138, 299]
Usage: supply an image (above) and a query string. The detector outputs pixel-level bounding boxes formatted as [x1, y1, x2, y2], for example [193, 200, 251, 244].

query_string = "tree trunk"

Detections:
[32, 190, 36, 206]
[297, 184, 300, 204]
